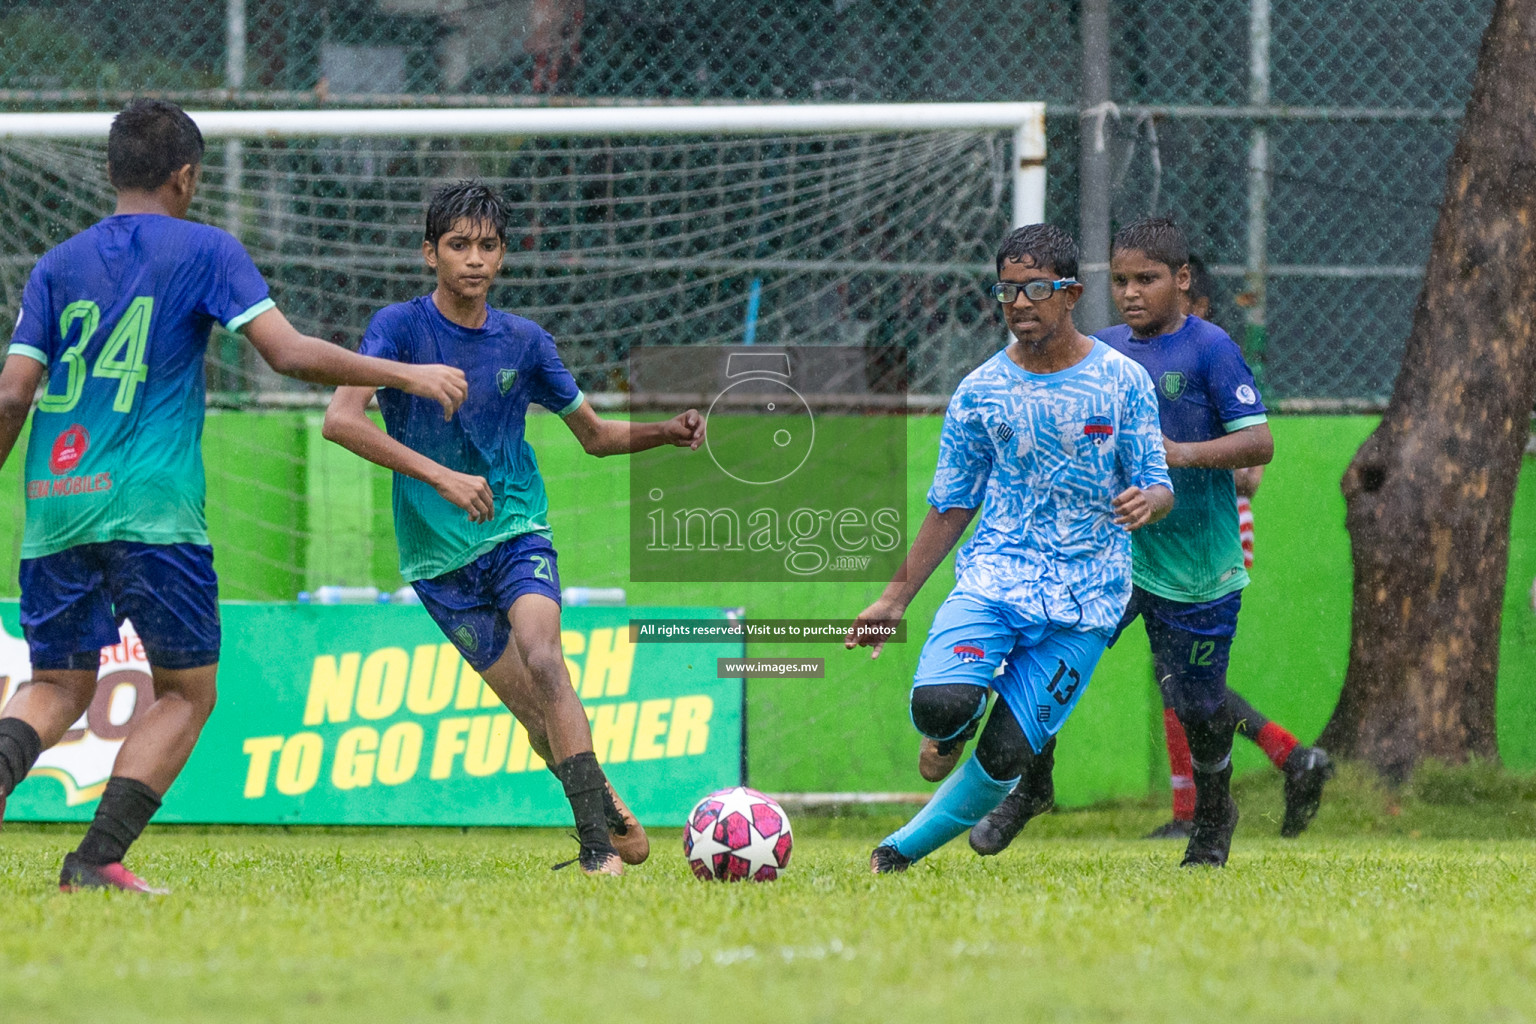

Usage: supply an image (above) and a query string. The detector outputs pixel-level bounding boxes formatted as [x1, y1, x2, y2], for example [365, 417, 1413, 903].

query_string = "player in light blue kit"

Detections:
[0, 100, 468, 893]
[845, 224, 1173, 873]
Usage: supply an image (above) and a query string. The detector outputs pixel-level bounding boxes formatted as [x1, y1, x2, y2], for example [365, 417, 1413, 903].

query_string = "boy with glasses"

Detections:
[845, 223, 1172, 873]
[974, 217, 1276, 867]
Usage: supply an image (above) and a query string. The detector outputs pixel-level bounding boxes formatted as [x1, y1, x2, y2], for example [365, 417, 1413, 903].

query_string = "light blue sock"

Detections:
[882, 755, 1019, 862]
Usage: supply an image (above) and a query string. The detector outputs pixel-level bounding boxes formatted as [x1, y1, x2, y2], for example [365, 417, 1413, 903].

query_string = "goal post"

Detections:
[0, 103, 1048, 801]
[0, 102, 1046, 225]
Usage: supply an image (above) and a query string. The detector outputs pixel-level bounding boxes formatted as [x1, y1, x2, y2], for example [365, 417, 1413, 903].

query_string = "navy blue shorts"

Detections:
[1109, 586, 1241, 721]
[19, 541, 220, 671]
[411, 533, 562, 672]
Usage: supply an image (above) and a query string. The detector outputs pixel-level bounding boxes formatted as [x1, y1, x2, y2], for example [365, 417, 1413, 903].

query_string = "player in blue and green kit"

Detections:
[974, 217, 1277, 867]
[323, 181, 704, 876]
[0, 100, 469, 892]
[845, 224, 1173, 874]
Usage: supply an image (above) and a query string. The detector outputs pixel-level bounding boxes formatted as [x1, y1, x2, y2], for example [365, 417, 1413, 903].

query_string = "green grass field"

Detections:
[4, 765, 1536, 1023]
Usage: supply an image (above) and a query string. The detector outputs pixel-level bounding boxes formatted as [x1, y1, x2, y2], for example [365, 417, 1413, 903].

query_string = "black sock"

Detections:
[550, 752, 615, 852]
[1026, 735, 1057, 801]
[75, 776, 162, 866]
[0, 718, 43, 797]
[1225, 689, 1271, 741]
[1183, 706, 1237, 822]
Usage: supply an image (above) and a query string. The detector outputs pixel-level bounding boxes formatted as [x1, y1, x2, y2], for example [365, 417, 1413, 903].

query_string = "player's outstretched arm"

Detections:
[1112, 483, 1175, 531]
[562, 401, 704, 457]
[322, 385, 494, 523]
[844, 505, 978, 659]
[1165, 422, 1274, 470]
[242, 308, 468, 420]
[0, 355, 44, 473]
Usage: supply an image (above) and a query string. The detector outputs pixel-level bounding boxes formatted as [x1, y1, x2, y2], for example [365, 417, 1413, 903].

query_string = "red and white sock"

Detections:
[1237, 496, 1255, 570]
[1164, 709, 1196, 822]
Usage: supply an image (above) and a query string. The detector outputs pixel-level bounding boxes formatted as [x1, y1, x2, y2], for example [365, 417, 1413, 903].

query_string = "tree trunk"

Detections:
[1318, 0, 1536, 780]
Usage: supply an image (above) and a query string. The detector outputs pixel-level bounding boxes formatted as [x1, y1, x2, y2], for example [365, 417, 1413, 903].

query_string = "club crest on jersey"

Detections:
[497, 368, 518, 396]
[453, 624, 479, 653]
[1159, 371, 1186, 401]
[952, 644, 985, 663]
[49, 424, 90, 474]
[1082, 416, 1114, 446]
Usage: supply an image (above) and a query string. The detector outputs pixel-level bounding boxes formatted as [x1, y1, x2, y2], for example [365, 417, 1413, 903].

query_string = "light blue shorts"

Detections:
[913, 592, 1108, 753]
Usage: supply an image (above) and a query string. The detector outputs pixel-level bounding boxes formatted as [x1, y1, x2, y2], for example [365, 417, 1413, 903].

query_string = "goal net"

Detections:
[0, 105, 1043, 399]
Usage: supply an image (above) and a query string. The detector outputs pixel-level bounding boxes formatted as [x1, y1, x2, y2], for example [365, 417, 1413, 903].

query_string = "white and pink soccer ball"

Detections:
[683, 787, 793, 882]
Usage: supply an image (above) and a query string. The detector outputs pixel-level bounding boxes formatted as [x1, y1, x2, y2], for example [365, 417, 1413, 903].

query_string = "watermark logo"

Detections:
[629, 345, 907, 583]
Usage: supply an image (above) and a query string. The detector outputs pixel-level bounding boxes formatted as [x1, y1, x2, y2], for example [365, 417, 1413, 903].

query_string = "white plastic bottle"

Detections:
[561, 587, 627, 606]
[313, 585, 381, 605]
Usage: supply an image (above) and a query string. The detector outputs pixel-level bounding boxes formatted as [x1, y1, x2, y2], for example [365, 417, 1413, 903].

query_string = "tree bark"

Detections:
[1318, 0, 1536, 780]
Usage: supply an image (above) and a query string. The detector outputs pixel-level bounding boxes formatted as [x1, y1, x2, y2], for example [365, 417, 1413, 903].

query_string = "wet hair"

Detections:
[1111, 216, 1189, 271]
[994, 223, 1079, 280]
[1187, 252, 1216, 315]
[107, 99, 204, 191]
[424, 179, 509, 246]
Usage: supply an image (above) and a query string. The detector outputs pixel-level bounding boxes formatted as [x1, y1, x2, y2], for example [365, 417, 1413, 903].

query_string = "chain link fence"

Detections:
[0, 0, 1495, 403]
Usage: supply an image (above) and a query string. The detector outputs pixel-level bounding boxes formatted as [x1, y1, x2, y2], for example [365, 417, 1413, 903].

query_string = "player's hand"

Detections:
[402, 364, 470, 420]
[844, 597, 905, 660]
[1162, 435, 1189, 469]
[433, 470, 494, 523]
[1112, 485, 1155, 531]
[663, 409, 705, 450]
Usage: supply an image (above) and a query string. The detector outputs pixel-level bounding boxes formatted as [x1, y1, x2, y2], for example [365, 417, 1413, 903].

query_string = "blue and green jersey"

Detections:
[1097, 316, 1268, 604]
[6, 214, 272, 559]
[358, 296, 584, 582]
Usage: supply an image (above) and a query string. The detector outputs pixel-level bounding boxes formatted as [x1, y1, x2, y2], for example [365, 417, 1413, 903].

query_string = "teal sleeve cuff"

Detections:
[1223, 414, 1269, 433]
[555, 391, 585, 418]
[6, 344, 47, 366]
[225, 297, 276, 333]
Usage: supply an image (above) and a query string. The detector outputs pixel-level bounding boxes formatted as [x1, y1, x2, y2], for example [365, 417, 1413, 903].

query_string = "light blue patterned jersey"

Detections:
[928, 342, 1172, 634]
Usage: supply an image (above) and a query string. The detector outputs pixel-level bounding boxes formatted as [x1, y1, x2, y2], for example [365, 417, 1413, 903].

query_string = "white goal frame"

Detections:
[0, 102, 1048, 229]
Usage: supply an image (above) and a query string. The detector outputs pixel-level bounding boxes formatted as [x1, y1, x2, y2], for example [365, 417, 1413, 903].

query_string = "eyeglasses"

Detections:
[989, 278, 1078, 304]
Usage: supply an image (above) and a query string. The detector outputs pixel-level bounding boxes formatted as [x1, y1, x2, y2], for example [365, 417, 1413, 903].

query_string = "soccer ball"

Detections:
[683, 787, 793, 882]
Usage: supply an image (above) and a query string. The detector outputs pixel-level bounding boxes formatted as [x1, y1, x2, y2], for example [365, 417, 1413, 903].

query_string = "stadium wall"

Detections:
[1, 413, 1533, 806]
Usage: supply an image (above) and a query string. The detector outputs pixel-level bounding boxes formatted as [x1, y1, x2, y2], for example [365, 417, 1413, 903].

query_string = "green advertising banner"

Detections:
[0, 602, 743, 826]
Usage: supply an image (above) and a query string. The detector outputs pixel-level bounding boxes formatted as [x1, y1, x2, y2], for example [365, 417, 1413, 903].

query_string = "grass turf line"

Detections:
[2, 766, 1535, 1024]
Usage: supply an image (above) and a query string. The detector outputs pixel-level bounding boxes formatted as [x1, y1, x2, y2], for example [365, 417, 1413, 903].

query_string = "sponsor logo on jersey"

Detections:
[1235, 383, 1257, 405]
[497, 368, 518, 396]
[1159, 371, 1186, 401]
[453, 624, 480, 653]
[1082, 416, 1114, 445]
[49, 424, 89, 474]
[27, 473, 113, 499]
[993, 423, 1014, 444]
[952, 644, 985, 663]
